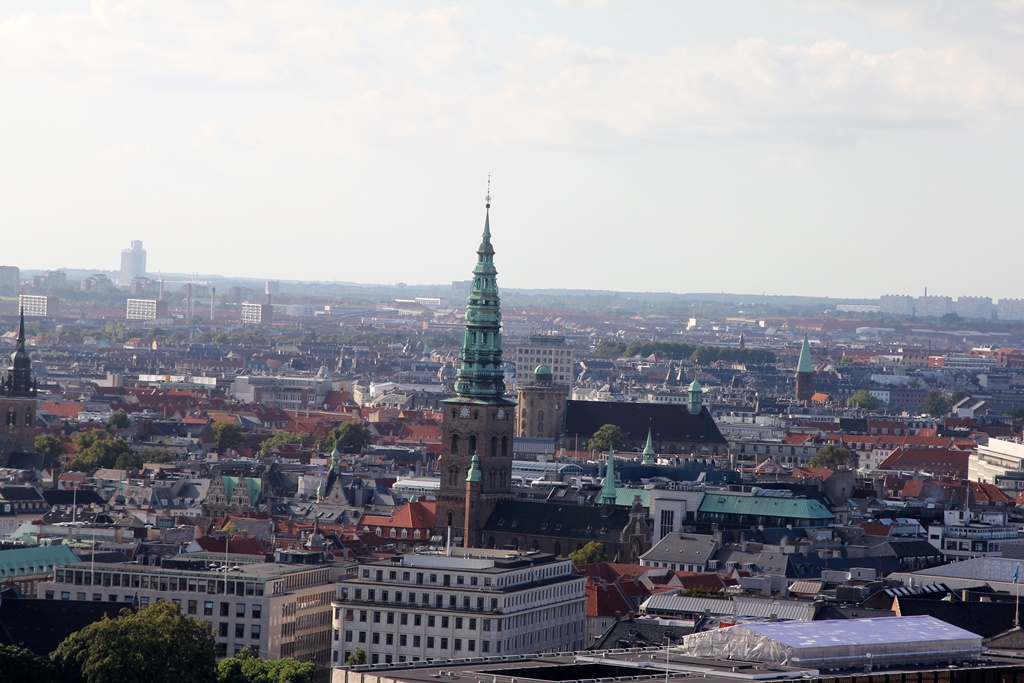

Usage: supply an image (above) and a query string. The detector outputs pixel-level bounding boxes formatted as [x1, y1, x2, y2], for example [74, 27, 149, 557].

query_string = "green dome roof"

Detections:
[534, 364, 552, 376]
[688, 379, 702, 391]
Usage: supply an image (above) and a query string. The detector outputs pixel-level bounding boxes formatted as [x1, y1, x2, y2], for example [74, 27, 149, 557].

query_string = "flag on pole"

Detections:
[1013, 564, 1019, 584]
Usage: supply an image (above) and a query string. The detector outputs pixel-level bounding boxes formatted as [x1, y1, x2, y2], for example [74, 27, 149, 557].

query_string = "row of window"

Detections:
[360, 568, 493, 587]
[53, 569, 265, 596]
[344, 589, 499, 612]
[216, 621, 262, 640]
[343, 631, 490, 653]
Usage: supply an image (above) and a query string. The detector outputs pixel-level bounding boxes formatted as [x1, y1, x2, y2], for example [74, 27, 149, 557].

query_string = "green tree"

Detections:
[345, 649, 367, 666]
[215, 646, 314, 683]
[35, 434, 66, 459]
[569, 541, 608, 566]
[107, 410, 131, 429]
[318, 421, 374, 453]
[1007, 406, 1024, 427]
[808, 444, 853, 470]
[212, 421, 246, 452]
[259, 431, 305, 455]
[950, 389, 970, 405]
[0, 643, 55, 683]
[588, 424, 625, 453]
[593, 340, 627, 357]
[847, 390, 880, 411]
[67, 430, 136, 472]
[51, 602, 216, 683]
[923, 388, 950, 417]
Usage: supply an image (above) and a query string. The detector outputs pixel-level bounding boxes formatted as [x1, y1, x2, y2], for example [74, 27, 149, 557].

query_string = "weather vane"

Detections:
[486, 173, 491, 207]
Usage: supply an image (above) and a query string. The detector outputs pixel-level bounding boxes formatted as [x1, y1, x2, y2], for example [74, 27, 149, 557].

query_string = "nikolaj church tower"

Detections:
[436, 193, 516, 547]
[1, 309, 38, 460]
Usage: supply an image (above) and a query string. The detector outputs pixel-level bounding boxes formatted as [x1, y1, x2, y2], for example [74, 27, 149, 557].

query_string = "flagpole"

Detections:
[1015, 564, 1020, 628]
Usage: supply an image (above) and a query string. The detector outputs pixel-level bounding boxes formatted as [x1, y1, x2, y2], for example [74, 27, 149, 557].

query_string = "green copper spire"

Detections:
[688, 379, 703, 415]
[465, 453, 483, 483]
[330, 444, 341, 473]
[796, 333, 814, 374]
[598, 447, 617, 505]
[641, 427, 656, 465]
[452, 194, 510, 404]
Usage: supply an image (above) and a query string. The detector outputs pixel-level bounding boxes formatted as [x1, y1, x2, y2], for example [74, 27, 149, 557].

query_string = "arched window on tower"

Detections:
[500, 436, 508, 457]
[448, 466, 459, 486]
[538, 410, 545, 422]
[490, 436, 497, 457]
[6, 409, 14, 427]
[450, 434, 460, 455]
[469, 435, 477, 454]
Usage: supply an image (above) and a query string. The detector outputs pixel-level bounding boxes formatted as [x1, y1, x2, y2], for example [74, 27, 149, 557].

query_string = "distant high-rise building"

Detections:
[514, 332, 575, 386]
[19, 294, 58, 318]
[998, 299, 1024, 322]
[241, 302, 273, 325]
[0, 266, 19, 296]
[120, 240, 146, 285]
[915, 295, 953, 318]
[879, 294, 914, 317]
[955, 296, 993, 320]
[126, 299, 169, 321]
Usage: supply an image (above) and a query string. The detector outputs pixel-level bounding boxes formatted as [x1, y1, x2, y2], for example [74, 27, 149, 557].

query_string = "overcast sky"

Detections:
[2, 1, 1023, 300]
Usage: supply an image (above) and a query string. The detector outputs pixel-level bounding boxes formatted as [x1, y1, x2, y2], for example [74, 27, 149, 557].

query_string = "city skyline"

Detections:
[2, 2, 1023, 298]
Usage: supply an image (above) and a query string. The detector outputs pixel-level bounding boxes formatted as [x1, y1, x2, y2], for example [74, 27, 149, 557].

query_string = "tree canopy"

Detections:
[807, 444, 853, 470]
[923, 388, 950, 417]
[569, 541, 608, 565]
[215, 646, 314, 683]
[212, 421, 246, 452]
[847, 390, 880, 411]
[0, 643, 55, 683]
[51, 602, 217, 683]
[35, 434, 66, 459]
[258, 431, 306, 455]
[588, 424, 625, 453]
[317, 421, 374, 454]
[66, 430, 137, 472]
[345, 649, 367, 666]
[591, 340, 775, 364]
[106, 410, 131, 429]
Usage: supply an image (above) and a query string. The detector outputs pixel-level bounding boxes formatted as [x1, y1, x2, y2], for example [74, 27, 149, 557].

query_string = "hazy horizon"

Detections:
[3, 2, 1022, 300]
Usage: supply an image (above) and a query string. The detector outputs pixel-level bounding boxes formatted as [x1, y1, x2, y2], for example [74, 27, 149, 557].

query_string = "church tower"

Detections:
[515, 364, 568, 440]
[795, 333, 815, 402]
[1, 309, 38, 459]
[436, 193, 516, 548]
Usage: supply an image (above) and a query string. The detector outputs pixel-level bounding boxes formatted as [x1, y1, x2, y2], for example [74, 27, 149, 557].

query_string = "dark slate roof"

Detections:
[870, 539, 945, 559]
[1, 452, 59, 471]
[589, 618, 694, 650]
[42, 490, 107, 506]
[0, 486, 45, 502]
[563, 402, 728, 445]
[481, 499, 631, 542]
[0, 597, 124, 655]
[895, 596, 1020, 639]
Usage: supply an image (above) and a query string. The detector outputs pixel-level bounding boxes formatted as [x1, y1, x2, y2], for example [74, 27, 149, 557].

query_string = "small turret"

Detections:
[641, 427, 656, 465]
[688, 379, 703, 415]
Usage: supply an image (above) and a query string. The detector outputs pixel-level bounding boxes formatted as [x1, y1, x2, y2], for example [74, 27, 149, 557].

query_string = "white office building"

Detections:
[38, 550, 344, 677]
[332, 548, 586, 667]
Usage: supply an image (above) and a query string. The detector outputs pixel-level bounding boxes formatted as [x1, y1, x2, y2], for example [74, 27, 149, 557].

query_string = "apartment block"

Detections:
[126, 298, 169, 321]
[19, 294, 59, 318]
[241, 302, 273, 325]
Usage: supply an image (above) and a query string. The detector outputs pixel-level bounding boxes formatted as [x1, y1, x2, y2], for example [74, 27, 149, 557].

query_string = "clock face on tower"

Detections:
[460, 406, 470, 418]
[496, 408, 506, 420]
